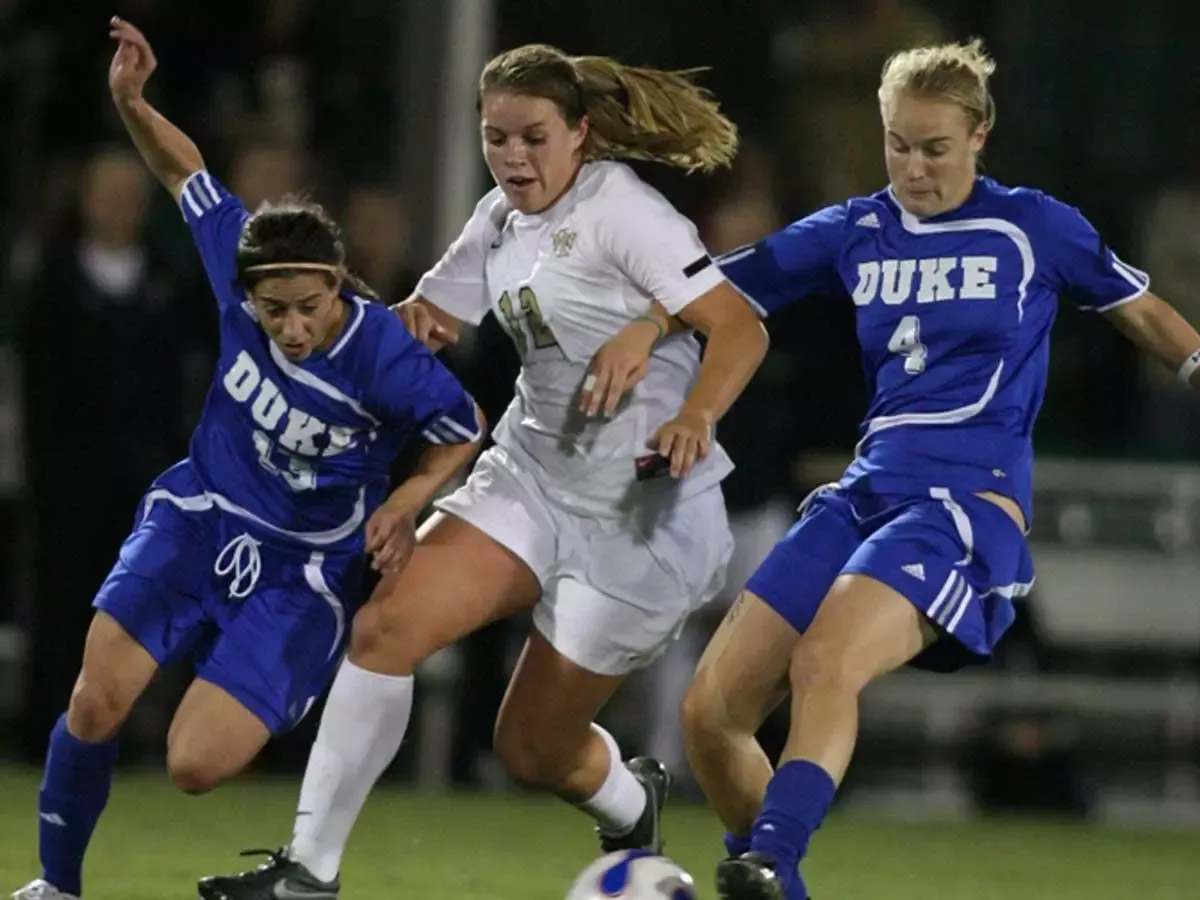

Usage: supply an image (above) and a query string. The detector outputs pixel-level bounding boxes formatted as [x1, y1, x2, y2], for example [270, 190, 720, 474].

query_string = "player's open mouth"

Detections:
[507, 176, 535, 188]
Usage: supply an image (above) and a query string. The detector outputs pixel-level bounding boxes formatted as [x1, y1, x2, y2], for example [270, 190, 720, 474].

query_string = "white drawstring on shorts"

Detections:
[215, 532, 263, 599]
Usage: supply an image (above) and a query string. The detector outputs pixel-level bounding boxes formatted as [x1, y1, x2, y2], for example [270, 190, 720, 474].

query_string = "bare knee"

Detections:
[65, 613, 158, 742]
[681, 672, 734, 746]
[346, 597, 424, 675]
[493, 718, 549, 786]
[165, 744, 229, 795]
[493, 717, 576, 788]
[165, 680, 270, 795]
[65, 675, 133, 742]
[165, 721, 261, 795]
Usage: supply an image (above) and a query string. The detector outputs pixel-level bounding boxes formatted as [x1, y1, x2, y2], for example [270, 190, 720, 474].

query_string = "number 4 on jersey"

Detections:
[888, 314, 927, 375]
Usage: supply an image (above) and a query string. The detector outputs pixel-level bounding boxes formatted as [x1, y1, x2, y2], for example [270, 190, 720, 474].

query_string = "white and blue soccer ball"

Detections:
[565, 850, 698, 900]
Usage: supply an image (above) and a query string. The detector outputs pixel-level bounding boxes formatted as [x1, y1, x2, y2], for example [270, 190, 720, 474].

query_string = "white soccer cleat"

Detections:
[11, 879, 79, 900]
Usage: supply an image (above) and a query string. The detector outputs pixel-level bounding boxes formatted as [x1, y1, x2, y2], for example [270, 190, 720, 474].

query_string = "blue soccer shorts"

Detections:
[93, 475, 363, 733]
[746, 485, 1035, 672]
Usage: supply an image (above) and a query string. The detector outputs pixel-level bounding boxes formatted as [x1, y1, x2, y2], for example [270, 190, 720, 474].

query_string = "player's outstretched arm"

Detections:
[391, 294, 469, 353]
[577, 301, 690, 418]
[364, 403, 486, 573]
[1104, 291, 1200, 389]
[107, 17, 203, 202]
[646, 282, 769, 477]
[392, 403, 485, 513]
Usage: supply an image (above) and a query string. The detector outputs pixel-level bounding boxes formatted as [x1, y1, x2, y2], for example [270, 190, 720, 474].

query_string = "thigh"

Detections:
[166, 678, 271, 786]
[840, 491, 1032, 671]
[690, 590, 799, 733]
[350, 510, 543, 672]
[743, 487, 864, 636]
[76, 609, 160, 692]
[67, 610, 162, 739]
[196, 546, 364, 735]
[797, 573, 937, 689]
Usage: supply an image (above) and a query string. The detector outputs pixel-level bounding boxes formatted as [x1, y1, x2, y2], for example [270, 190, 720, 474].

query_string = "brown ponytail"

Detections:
[479, 43, 738, 173]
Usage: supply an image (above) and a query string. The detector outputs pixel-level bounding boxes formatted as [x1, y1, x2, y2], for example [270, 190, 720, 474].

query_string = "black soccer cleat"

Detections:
[597, 756, 672, 855]
[715, 852, 788, 900]
[197, 848, 339, 900]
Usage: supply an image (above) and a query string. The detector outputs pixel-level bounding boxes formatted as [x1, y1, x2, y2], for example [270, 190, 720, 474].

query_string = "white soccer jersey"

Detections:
[416, 160, 735, 516]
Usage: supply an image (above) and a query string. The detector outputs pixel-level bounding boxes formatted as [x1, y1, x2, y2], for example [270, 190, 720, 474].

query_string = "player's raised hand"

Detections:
[579, 317, 659, 418]
[645, 407, 712, 479]
[391, 300, 458, 352]
[108, 17, 157, 104]
[364, 500, 417, 575]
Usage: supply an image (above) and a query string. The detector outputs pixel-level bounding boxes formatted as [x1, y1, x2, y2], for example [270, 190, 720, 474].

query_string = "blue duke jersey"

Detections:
[720, 177, 1149, 524]
[175, 171, 480, 552]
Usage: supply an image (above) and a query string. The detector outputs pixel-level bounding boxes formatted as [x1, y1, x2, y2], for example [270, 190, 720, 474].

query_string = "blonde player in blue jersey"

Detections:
[11, 19, 485, 900]
[678, 39, 1200, 900]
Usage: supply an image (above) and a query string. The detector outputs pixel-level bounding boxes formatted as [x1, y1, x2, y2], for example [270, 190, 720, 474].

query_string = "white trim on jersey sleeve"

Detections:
[422, 408, 484, 445]
[1090, 256, 1150, 312]
[595, 175, 725, 316]
[415, 188, 508, 325]
[179, 170, 226, 220]
[713, 245, 772, 318]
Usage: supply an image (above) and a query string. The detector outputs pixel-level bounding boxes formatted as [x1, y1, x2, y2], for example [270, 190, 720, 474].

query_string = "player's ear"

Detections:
[571, 114, 589, 154]
[970, 121, 989, 154]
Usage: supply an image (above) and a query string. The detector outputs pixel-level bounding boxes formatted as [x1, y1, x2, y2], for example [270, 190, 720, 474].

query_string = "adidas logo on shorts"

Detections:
[901, 562, 926, 581]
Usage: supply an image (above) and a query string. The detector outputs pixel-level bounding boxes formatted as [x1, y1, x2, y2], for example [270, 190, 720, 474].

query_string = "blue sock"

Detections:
[750, 760, 837, 900]
[724, 831, 751, 858]
[38, 714, 119, 897]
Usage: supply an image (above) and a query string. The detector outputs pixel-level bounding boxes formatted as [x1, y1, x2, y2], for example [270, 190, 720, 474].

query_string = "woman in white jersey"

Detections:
[199, 43, 768, 899]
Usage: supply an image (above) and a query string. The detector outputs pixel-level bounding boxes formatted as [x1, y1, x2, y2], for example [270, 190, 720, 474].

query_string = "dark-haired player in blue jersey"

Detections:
[12, 19, 484, 900]
[679, 39, 1200, 900]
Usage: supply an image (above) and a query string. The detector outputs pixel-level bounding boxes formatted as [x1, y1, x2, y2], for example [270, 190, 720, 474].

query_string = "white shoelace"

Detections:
[214, 532, 263, 599]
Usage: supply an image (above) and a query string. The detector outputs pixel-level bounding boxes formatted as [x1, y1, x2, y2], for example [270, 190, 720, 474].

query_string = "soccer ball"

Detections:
[565, 850, 698, 900]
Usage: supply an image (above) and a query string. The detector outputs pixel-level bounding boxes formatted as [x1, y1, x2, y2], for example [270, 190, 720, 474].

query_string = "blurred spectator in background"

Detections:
[341, 183, 418, 302]
[773, 0, 947, 209]
[1133, 136, 1200, 458]
[229, 140, 309, 212]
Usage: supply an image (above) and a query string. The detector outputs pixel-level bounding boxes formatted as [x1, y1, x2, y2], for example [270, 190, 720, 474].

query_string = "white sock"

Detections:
[288, 661, 414, 882]
[577, 724, 647, 836]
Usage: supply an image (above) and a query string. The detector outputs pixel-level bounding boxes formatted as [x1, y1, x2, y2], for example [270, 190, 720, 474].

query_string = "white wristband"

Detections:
[1178, 348, 1200, 385]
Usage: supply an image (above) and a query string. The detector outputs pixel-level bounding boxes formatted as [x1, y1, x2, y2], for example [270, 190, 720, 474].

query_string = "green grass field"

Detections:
[0, 765, 1195, 899]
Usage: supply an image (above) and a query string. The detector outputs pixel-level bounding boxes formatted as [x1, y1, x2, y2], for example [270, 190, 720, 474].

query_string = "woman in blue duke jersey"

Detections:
[12, 19, 484, 900]
[680, 39, 1200, 900]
